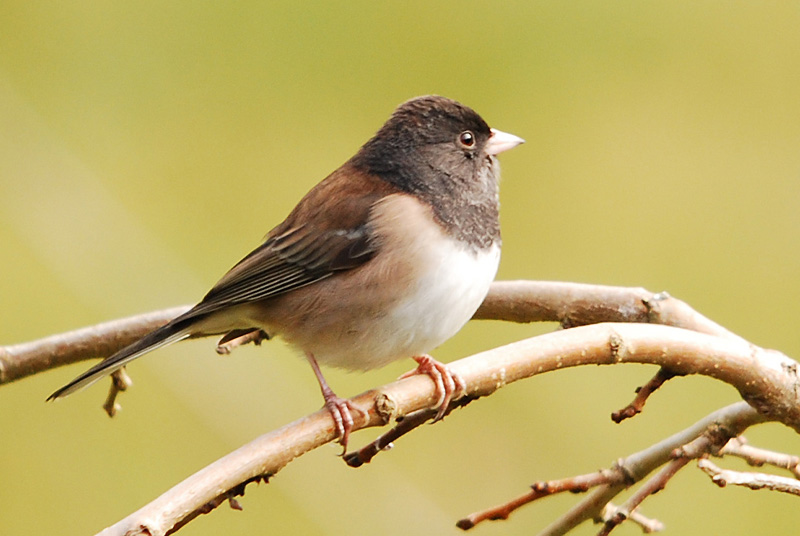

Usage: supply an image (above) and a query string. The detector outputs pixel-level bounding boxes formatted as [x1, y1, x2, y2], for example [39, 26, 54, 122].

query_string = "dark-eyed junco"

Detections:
[49, 95, 524, 448]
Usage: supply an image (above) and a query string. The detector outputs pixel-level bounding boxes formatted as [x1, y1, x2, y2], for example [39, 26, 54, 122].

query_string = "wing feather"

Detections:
[187, 166, 396, 319]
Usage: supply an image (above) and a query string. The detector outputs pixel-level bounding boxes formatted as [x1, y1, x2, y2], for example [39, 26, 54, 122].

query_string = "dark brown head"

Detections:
[352, 95, 523, 249]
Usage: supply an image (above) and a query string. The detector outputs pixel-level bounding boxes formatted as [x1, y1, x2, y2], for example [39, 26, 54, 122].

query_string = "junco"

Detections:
[49, 95, 524, 448]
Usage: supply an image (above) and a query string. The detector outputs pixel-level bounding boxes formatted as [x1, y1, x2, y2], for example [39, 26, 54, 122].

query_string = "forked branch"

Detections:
[459, 402, 765, 534]
[2, 281, 799, 535]
[94, 322, 797, 536]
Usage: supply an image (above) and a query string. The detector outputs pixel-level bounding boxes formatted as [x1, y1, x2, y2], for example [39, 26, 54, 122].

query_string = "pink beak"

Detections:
[486, 128, 525, 155]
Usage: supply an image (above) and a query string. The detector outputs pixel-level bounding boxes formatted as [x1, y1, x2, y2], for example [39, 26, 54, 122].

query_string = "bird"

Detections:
[48, 95, 524, 449]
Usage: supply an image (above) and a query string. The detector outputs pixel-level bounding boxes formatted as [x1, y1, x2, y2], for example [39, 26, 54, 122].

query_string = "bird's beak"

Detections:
[486, 128, 525, 155]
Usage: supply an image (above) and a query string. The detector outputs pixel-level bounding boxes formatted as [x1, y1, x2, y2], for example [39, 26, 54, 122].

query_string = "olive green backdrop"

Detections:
[2, 2, 799, 535]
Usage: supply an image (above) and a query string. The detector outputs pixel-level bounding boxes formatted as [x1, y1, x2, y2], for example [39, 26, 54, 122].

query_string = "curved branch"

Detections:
[3, 280, 798, 534]
[0, 306, 190, 385]
[474, 281, 747, 343]
[0, 280, 749, 387]
[96, 323, 797, 535]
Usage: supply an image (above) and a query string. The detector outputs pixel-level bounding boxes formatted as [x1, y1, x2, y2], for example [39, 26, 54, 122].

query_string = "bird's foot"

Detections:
[305, 351, 362, 452]
[400, 354, 466, 421]
[321, 390, 360, 453]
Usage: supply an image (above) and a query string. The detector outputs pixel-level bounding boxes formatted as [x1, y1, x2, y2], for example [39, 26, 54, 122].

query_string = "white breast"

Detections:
[381, 240, 500, 361]
[312, 193, 501, 370]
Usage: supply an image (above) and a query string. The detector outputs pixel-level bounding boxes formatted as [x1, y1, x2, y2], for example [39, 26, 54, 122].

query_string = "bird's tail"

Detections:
[47, 317, 194, 401]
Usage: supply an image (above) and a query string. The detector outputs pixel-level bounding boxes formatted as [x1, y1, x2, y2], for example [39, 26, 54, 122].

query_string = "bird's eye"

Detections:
[458, 130, 475, 148]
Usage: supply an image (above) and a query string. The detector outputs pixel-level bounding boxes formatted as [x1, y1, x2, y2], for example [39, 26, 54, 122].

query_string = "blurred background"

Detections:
[2, 2, 799, 535]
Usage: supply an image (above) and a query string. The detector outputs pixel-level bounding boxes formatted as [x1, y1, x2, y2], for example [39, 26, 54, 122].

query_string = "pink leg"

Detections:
[306, 352, 358, 451]
[400, 354, 466, 421]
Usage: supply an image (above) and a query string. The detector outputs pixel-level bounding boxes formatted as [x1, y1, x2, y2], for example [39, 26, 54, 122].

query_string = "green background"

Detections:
[2, 2, 800, 535]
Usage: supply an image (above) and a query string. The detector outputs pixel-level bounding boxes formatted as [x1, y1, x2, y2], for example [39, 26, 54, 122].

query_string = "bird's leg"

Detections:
[306, 352, 358, 452]
[400, 354, 466, 421]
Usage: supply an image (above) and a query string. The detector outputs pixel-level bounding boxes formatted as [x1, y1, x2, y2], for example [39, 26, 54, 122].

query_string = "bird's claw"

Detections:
[400, 354, 466, 421]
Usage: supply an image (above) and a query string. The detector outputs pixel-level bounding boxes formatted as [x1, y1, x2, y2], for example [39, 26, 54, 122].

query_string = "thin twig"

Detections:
[459, 404, 760, 533]
[344, 395, 477, 468]
[597, 458, 689, 536]
[457, 468, 625, 530]
[697, 459, 800, 496]
[718, 436, 800, 478]
[102, 368, 132, 417]
[535, 403, 765, 536]
[165, 474, 272, 535]
[598, 503, 664, 533]
[611, 368, 678, 423]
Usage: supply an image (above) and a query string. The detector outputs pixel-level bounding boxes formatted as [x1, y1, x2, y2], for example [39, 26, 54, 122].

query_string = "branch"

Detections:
[596, 458, 689, 536]
[698, 458, 800, 496]
[598, 503, 664, 534]
[102, 369, 133, 417]
[3, 280, 798, 534]
[474, 281, 747, 343]
[539, 404, 765, 536]
[459, 402, 764, 534]
[96, 319, 794, 535]
[344, 395, 477, 468]
[0, 306, 190, 385]
[0, 280, 748, 387]
[596, 424, 732, 535]
[718, 436, 800, 478]
[611, 368, 678, 423]
[456, 468, 628, 530]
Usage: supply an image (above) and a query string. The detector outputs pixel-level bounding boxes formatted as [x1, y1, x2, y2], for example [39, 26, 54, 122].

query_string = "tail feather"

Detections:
[47, 319, 192, 401]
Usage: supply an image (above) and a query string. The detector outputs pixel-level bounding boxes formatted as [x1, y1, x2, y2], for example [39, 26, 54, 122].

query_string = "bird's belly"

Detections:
[309, 241, 500, 370]
[373, 243, 499, 364]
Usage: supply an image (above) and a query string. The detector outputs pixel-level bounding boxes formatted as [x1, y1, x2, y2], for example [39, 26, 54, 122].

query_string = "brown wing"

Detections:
[187, 165, 398, 318]
[48, 166, 398, 400]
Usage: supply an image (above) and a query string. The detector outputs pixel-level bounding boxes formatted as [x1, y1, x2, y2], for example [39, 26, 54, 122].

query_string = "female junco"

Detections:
[49, 95, 524, 448]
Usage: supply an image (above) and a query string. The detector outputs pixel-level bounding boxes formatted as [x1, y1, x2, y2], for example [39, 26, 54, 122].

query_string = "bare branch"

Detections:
[718, 436, 800, 478]
[598, 428, 732, 535]
[102, 368, 133, 417]
[598, 503, 664, 534]
[596, 458, 690, 536]
[97, 315, 790, 536]
[611, 368, 678, 423]
[459, 403, 762, 533]
[3, 280, 798, 534]
[0, 306, 190, 385]
[0, 280, 753, 389]
[536, 402, 764, 536]
[474, 281, 747, 343]
[457, 467, 626, 530]
[697, 458, 800, 496]
[344, 395, 477, 467]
